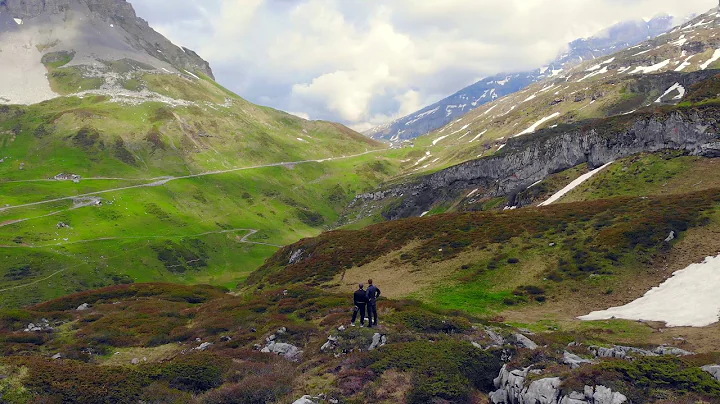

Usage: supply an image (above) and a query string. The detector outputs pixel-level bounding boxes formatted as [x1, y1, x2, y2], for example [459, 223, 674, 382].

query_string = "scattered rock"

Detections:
[76, 303, 90, 311]
[24, 318, 54, 332]
[337, 325, 346, 332]
[664, 231, 676, 242]
[513, 334, 538, 350]
[51, 353, 62, 360]
[491, 365, 628, 404]
[220, 336, 232, 342]
[563, 351, 595, 369]
[261, 341, 303, 362]
[590, 344, 693, 359]
[288, 248, 305, 265]
[131, 358, 139, 365]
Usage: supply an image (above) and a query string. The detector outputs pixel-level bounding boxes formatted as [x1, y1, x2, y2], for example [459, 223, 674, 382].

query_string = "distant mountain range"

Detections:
[365, 15, 677, 142]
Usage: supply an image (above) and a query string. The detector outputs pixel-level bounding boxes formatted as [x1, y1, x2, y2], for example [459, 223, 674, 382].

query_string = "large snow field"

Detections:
[579, 254, 720, 327]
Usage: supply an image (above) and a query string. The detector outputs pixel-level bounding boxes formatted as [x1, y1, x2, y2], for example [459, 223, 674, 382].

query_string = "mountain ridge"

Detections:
[366, 15, 677, 142]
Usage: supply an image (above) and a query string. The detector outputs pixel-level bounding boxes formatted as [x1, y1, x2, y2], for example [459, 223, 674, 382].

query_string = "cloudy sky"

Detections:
[132, 0, 715, 131]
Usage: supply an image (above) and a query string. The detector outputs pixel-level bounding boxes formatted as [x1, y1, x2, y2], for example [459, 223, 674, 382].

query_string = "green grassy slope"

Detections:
[0, 72, 400, 307]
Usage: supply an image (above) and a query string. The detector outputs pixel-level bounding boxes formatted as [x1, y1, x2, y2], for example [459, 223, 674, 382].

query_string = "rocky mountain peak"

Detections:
[1, 0, 213, 79]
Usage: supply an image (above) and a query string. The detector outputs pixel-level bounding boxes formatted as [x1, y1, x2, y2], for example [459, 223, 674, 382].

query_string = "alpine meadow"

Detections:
[4, 1, 720, 403]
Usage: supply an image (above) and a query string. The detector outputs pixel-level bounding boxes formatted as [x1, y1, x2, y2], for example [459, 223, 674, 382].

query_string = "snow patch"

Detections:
[577, 66, 608, 82]
[701, 49, 720, 70]
[675, 55, 695, 72]
[515, 113, 561, 137]
[467, 189, 479, 198]
[432, 136, 449, 146]
[539, 162, 613, 206]
[579, 254, 720, 327]
[654, 83, 685, 103]
[629, 59, 671, 74]
[470, 130, 488, 143]
[13, 18, 23, 25]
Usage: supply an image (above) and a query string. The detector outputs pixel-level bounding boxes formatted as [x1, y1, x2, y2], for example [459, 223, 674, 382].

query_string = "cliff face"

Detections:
[345, 107, 720, 222]
[0, 0, 214, 78]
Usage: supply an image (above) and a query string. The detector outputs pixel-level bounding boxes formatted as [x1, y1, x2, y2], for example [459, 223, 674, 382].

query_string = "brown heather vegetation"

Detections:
[252, 188, 720, 290]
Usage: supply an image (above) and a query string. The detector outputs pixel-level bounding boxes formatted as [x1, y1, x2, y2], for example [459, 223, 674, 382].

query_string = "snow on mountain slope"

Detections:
[408, 6, 720, 172]
[366, 15, 676, 143]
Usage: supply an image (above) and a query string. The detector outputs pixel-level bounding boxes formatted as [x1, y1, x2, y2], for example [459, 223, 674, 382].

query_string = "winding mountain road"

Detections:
[0, 149, 383, 212]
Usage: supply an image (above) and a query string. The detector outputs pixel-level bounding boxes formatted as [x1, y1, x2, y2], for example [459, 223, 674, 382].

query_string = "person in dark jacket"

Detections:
[351, 283, 369, 327]
[366, 279, 381, 327]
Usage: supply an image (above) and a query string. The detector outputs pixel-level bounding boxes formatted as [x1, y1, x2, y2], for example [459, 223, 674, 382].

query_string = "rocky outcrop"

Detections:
[345, 107, 720, 221]
[702, 364, 720, 381]
[258, 327, 303, 362]
[589, 344, 694, 359]
[0, 0, 213, 78]
[491, 365, 628, 404]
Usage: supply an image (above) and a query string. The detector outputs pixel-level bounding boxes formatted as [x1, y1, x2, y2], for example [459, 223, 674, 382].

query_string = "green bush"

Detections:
[565, 356, 720, 403]
[389, 311, 470, 334]
[366, 340, 501, 403]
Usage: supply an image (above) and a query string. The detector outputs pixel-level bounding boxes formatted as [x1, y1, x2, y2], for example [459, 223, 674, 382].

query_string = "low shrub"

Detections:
[365, 340, 502, 403]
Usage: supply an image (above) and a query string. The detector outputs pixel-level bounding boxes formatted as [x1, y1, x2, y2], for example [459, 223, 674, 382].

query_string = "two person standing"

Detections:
[351, 279, 381, 327]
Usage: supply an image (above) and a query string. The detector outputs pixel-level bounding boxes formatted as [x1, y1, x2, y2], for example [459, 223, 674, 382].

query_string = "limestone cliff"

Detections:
[344, 105, 720, 222]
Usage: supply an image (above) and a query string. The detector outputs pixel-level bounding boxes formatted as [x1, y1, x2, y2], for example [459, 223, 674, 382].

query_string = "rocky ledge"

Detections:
[344, 105, 720, 222]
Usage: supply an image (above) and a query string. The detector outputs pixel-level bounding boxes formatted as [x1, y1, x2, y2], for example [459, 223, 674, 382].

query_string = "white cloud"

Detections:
[132, 0, 714, 130]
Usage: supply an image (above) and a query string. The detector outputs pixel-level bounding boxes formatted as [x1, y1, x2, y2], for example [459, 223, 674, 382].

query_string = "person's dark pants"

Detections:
[368, 301, 378, 326]
[352, 304, 366, 325]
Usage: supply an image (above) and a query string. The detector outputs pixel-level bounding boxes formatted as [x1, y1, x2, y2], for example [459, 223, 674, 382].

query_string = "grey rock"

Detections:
[522, 377, 561, 404]
[195, 342, 212, 351]
[491, 364, 628, 404]
[369, 333, 386, 351]
[131, 358, 139, 365]
[653, 346, 694, 356]
[563, 351, 595, 369]
[514, 334, 539, 350]
[51, 353, 62, 359]
[592, 385, 627, 404]
[702, 364, 720, 381]
[292, 396, 318, 404]
[76, 303, 90, 311]
[261, 341, 303, 362]
[490, 389, 509, 404]
[486, 328, 506, 347]
[0, 0, 214, 78]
